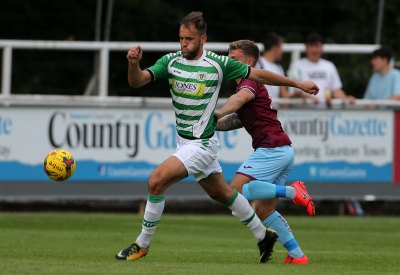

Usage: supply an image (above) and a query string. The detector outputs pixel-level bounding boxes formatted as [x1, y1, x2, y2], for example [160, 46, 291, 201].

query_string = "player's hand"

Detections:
[214, 110, 223, 121]
[127, 45, 143, 66]
[298, 81, 319, 95]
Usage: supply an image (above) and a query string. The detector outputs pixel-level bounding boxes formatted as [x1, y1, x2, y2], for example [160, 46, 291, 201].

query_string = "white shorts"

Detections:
[173, 134, 222, 182]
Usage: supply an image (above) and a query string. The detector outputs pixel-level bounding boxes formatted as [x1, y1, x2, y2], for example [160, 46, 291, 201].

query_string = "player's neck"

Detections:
[190, 48, 204, 61]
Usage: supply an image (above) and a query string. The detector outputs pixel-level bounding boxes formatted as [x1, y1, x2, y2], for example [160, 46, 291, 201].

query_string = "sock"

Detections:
[225, 190, 266, 241]
[242, 180, 296, 201]
[135, 194, 165, 248]
[263, 211, 304, 258]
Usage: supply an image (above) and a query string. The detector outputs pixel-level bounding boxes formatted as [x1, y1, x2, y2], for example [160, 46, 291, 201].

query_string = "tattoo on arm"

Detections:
[216, 114, 243, 131]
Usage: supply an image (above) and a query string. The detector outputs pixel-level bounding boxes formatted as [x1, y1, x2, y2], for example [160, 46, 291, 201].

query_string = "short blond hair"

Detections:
[229, 40, 260, 62]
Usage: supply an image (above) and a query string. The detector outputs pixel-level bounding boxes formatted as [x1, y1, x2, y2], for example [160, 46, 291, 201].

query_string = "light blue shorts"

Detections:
[237, 145, 294, 186]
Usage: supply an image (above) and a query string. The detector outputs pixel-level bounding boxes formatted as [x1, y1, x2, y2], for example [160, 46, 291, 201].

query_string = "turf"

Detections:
[0, 213, 399, 274]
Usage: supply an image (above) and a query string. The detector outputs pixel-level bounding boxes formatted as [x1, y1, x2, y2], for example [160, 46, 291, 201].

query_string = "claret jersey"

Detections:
[236, 79, 292, 149]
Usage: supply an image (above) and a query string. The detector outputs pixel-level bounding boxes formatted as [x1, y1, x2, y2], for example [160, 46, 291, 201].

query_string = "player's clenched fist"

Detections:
[127, 45, 142, 65]
[299, 81, 319, 95]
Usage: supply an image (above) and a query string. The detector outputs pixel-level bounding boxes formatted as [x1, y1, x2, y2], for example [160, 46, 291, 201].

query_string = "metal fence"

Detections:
[0, 39, 380, 98]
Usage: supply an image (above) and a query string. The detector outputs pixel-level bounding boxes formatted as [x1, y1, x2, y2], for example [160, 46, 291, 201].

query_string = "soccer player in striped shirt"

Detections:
[215, 40, 316, 264]
[116, 11, 318, 263]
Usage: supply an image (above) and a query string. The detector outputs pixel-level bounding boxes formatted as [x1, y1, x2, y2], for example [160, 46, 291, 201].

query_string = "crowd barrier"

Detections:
[0, 96, 399, 202]
[0, 39, 379, 98]
[0, 96, 399, 183]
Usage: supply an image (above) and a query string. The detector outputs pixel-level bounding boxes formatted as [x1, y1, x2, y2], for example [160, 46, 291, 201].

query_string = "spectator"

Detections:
[363, 46, 400, 100]
[257, 32, 289, 107]
[289, 33, 355, 108]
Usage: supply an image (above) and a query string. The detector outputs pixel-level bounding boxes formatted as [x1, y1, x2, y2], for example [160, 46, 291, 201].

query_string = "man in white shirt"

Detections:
[257, 33, 289, 108]
[289, 33, 355, 108]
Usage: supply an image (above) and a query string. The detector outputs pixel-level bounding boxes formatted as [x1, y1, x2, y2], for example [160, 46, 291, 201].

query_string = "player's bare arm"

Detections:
[216, 113, 243, 131]
[249, 68, 319, 95]
[127, 45, 152, 88]
[214, 89, 254, 120]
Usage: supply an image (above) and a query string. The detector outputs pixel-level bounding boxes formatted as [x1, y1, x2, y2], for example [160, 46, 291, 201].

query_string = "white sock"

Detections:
[226, 190, 266, 241]
[135, 194, 165, 248]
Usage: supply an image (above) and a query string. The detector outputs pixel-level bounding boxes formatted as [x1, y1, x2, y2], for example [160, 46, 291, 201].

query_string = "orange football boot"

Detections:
[291, 181, 315, 216]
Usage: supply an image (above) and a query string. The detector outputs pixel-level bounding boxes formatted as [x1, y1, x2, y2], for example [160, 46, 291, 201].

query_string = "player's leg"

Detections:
[238, 147, 314, 216]
[198, 172, 278, 263]
[198, 172, 265, 240]
[231, 145, 309, 264]
[136, 156, 188, 247]
[257, 151, 308, 264]
[230, 170, 307, 264]
[242, 179, 314, 216]
[115, 156, 188, 261]
[237, 147, 295, 200]
[234, 173, 295, 201]
[191, 138, 268, 244]
[254, 199, 308, 264]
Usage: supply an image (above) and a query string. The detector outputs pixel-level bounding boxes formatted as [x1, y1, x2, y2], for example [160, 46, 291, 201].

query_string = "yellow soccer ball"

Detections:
[44, 149, 76, 181]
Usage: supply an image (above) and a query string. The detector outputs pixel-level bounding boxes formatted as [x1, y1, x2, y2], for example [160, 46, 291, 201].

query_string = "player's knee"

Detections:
[148, 172, 166, 195]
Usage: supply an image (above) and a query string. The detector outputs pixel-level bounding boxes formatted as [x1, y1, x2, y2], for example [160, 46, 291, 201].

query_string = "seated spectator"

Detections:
[289, 33, 355, 108]
[363, 46, 400, 100]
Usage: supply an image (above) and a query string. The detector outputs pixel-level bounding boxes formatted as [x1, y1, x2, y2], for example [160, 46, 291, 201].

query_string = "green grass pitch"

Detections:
[0, 213, 399, 274]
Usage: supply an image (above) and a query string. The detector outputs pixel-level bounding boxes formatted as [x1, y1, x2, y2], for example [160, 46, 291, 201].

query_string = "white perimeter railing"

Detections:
[1, 40, 397, 109]
[2, 94, 400, 109]
[0, 39, 381, 99]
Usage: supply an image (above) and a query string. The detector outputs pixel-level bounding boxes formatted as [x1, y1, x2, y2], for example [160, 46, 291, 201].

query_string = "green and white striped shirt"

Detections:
[147, 50, 250, 139]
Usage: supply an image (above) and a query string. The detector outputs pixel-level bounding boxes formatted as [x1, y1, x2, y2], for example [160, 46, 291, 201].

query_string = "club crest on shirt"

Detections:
[197, 72, 207, 81]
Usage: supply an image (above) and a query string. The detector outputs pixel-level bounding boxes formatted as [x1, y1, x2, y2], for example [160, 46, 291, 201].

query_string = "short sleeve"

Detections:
[329, 63, 343, 90]
[223, 57, 250, 81]
[288, 60, 303, 81]
[392, 71, 400, 95]
[147, 54, 169, 81]
[238, 79, 258, 97]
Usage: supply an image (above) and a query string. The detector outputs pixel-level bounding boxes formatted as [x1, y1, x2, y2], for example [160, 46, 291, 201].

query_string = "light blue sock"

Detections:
[263, 211, 304, 258]
[241, 180, 296, 201]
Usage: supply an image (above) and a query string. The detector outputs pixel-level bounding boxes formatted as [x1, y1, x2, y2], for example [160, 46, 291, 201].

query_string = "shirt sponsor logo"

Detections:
[172, 79, 206, 96]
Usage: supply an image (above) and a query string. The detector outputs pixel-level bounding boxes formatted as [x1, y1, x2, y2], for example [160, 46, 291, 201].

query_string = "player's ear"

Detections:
[201, 34, 207, 44]
[248, 57, 255, 66]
